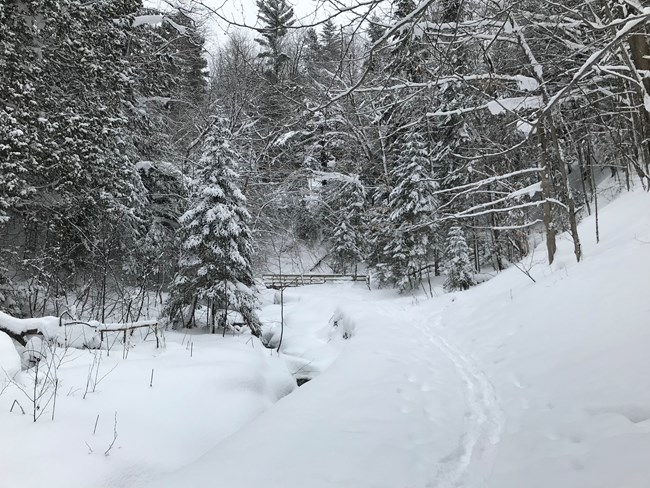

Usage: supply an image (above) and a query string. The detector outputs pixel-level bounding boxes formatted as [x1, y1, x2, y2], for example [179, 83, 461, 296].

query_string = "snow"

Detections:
[2, 183, 650, 488]
[274, 130, 311, 146]
[0, 332, 295, 488]
[132, 15, 187, 34]
[132, 14, 165, 27]
[0, 311, 59, 338]
[144, 183, 650, 487]
[513, 74, 539, 92]
[516, 119, 535, 135]
[135, 160, 154, 173]
[487, 95, 544, 115]
[508, 181, 542, 199]
[0, 331, 21, 378]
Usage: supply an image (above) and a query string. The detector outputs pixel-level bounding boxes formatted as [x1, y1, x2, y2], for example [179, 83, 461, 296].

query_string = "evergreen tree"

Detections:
[255, 0, 295, 79]
[0, 0, 148, 310]
[375, 131, 439, 290]
[168, 119, 260, 336]
[443, 226, 475, 292]
[320, 19, 341, 62]
[326, 176, 366, 274]
[0, 1, 38, 223]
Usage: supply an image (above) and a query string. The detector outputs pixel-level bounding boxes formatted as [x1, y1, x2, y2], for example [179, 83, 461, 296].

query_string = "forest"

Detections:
[2, 2, 650, 488]
[1, 0, 649, 330]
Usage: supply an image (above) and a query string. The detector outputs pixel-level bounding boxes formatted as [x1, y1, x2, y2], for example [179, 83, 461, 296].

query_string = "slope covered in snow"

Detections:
[0, 333, 295, 488]
[145, 185, 650, 488]
[1, 186, 648, 488]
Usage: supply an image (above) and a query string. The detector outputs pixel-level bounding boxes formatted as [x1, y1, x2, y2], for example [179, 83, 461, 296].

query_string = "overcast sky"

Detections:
[146, 0, 386, 56]
[146, 0, 327, 49]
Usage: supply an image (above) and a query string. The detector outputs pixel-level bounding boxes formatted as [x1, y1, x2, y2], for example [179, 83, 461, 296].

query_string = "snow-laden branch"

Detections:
[132, 15, 188, 34]
[357, 74, 539, 93]
[439, 182, 543, 216]
[0, 311, 59, 344]
[431, 168, 543, 196]
[446, 198, 567, 220]
[541, 8, 650, 116]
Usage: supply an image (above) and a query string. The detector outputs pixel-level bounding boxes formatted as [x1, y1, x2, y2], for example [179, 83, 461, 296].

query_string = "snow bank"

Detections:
[328, 307, 356, 340]
[0, 331, 21, 378]
[0, 330, 295, 488]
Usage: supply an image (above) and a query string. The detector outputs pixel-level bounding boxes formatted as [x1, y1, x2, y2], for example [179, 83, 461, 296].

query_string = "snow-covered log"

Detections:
[0, 311, 59, 346]
[0, 312, 159, 350]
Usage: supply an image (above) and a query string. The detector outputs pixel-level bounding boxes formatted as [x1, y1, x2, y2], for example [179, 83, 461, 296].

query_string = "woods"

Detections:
[1, 0, 649, 327]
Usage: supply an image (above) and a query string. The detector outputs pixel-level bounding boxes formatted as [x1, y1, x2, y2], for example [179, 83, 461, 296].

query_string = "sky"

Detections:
[145, 0, 328, 49]
[146, 0, 390, 52]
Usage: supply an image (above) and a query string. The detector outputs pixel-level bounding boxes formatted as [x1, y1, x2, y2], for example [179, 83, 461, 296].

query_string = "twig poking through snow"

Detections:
[10, 399, 25, 415]
[104, 412, 118, 456]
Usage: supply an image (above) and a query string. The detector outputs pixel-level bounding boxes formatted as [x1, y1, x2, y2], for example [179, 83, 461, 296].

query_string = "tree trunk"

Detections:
[538, 122, 557, 264]
[549, 116, 582, 262]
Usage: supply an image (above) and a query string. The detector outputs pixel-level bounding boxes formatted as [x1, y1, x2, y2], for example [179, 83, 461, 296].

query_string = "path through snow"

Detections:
[418, 306, 504, 487]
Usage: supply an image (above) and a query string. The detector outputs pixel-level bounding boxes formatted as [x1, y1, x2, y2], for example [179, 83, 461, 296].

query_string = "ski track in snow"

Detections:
[416, 307, 505, 488]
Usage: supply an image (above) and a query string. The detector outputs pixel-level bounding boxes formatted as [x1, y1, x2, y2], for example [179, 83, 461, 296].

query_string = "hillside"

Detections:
[140, 184, 650, 488]
[1, 187, 649, 488]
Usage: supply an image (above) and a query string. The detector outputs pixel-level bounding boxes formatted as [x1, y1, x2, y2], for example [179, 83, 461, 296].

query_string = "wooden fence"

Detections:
[262, 274, 369, 289]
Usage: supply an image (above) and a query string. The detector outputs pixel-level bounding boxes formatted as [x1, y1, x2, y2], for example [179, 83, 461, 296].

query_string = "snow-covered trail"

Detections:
[416, 307, 505, 487]
[141, 287, 513, 488]
[144, 287, 490, 488]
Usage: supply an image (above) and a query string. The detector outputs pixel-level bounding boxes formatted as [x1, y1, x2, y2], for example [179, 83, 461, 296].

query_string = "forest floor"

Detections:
[1, 183, 650, 488]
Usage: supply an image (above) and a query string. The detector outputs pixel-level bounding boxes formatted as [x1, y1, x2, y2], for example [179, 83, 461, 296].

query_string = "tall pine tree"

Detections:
[255, 0, 295, 79]
[375, 131, 439, 290]
[168, 119, 259, 335]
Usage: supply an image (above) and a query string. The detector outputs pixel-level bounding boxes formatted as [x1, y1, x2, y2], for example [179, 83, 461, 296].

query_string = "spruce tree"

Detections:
[320, 19, 341, 62]
[443, 226, 476, 292]
[327, 177, 366, 275]
[379, 131, 439, 290]
[0, 1, 37, 223]
[168, 119, 260, 336]
[255, 0, 295, 78]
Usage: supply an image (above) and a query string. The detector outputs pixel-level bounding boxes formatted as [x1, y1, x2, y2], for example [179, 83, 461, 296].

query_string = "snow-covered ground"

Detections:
[0, 331, 296, 488]
[1, 184, 649, 487]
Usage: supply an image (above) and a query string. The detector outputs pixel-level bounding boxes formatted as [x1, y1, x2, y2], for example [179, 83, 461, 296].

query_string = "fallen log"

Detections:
[0, 325, 41, 346]
[0, 311, 59, 346]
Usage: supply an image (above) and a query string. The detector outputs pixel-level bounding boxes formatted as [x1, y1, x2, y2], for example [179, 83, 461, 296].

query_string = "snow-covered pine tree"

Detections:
[365, 183, 394, 286]
[326, 176, 366, 275]
[168, 119, 260, 336]
[0, 0, 150, 318]
[255, 0, 295, 79]
[443, 225, 476, 292]
[380, 131, 440, 290]
[0, 1, 37, 224]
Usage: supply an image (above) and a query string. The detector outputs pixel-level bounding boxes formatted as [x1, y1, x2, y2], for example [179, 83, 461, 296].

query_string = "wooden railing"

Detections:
[262, 274, 368, 289]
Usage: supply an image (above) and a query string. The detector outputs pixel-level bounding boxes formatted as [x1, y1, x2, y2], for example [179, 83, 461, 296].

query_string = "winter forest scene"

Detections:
[1, 0, 650, 486]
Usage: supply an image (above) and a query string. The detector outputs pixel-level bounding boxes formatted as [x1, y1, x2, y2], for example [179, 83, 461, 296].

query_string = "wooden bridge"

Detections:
[262, 273, 369, 289]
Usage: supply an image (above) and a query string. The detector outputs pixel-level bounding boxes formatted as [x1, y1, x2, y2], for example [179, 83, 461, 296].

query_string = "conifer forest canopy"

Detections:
[1, 0, 649, 323]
